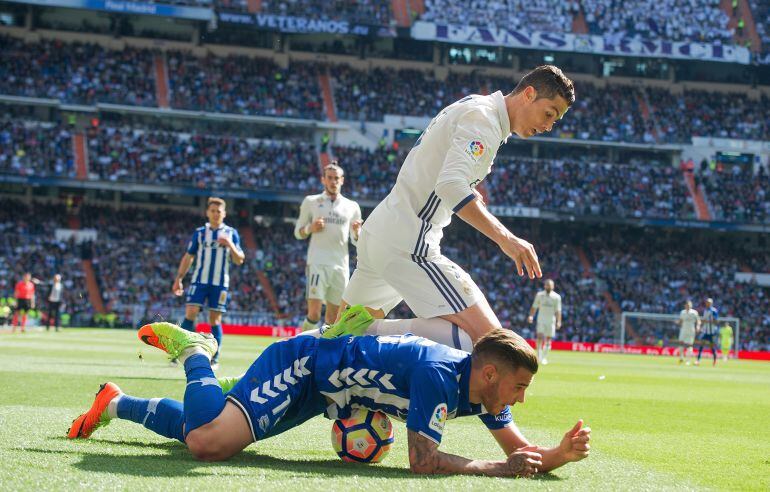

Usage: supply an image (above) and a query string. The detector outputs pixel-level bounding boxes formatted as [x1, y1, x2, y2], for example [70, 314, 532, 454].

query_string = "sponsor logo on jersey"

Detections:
[465, 140, 485, 161]
[429, 403, 448, 434]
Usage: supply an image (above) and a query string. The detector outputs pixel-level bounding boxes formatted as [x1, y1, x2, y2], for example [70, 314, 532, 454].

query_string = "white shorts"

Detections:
[343, 230, 484, 318]
[679, 329, 695, 345]
[306, 264, 348, 306]
[536, 322, 555, 338]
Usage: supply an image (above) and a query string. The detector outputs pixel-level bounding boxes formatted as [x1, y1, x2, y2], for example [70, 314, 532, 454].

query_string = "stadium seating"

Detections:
[581, 0, 733, 43]
[419, 0, 576, 33]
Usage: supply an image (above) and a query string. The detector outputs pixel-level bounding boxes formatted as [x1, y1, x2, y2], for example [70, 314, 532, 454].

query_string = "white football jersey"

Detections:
[363, 91, 510, 257]
[532, 290, 562, 324]
[294, 192, 362, 269]
[679, 308, 699, 331]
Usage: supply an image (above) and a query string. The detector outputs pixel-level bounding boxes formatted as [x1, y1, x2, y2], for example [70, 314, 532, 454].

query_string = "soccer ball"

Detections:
[331, 409, 394, 463]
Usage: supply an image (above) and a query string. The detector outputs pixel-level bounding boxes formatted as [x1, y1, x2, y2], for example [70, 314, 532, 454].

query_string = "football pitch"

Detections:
[1, 329, 768, 491]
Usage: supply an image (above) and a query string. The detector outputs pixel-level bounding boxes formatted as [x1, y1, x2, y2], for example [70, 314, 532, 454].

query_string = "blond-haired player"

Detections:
[295, 162, 362, 330]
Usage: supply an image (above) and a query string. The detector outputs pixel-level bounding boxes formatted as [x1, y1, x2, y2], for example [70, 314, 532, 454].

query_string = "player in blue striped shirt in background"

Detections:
[172, 197, 245, 369]
[696, 297, 719, 366]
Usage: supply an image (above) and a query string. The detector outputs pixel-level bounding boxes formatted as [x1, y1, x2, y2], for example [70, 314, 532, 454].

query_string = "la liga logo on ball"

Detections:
[465, 140, 485, 161]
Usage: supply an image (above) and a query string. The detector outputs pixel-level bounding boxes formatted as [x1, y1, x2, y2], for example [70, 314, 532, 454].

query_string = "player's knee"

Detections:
[186, 429, 229, 462]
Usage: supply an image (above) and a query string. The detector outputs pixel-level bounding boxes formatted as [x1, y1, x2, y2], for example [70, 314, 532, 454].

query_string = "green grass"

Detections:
[1, 328, 769, 491]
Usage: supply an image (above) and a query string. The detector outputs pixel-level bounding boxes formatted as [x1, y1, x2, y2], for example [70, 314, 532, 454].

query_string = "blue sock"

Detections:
[181, 318, 195, 332]
[183, 353, 225, 436]
[711, 346, 717, 361]
[697, 345, 704, 360]
[211, 324, 222, 360]
[117, 395, 185, 442]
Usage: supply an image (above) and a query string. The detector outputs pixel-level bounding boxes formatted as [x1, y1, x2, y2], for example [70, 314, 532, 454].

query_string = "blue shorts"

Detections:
[699, 333, 715, 343]
[226, 336, 327, 442]
[186, 283, 229, 312]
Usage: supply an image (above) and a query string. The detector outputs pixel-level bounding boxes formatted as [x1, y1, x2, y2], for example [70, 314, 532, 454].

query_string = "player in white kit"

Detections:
[675, 300, 700, 365]
[295, 163, 362, 330]
[333, 66, 574, 351]
[527, 279, 562, 364]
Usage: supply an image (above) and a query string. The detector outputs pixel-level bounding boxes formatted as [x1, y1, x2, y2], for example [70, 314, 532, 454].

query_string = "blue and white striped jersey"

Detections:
[701, 306, 719, 335]
[187, 223, 242, 288]
[313, 334, 512, 445]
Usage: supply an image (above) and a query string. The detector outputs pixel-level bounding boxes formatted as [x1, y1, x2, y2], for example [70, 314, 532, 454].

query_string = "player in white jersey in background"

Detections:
[295, 163, 362, 331]
[675, 299, 700, 365]
[326, 66, 574, 352]
[527, 279, 562, 364]
[172, 197, 245, 368]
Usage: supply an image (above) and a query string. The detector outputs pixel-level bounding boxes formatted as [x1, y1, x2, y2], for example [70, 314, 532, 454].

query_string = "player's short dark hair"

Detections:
[324, 161, 344, 176]
[207, 197, 226, 209]
[472, 328, 538, 375]
[512, 65, 575, 107]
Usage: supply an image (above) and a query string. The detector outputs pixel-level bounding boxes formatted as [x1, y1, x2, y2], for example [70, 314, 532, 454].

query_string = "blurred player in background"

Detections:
[12, 273, 38, 333]
[527, 279, 562, 364]
[327, 66, 574, 351]
[696, 297, 719, 366]
[294, 162, 362, 331]
[675, 300, 699, 365]
[719, 322, 733, 362]
[46, 274, 64, 332]
[172, 197, 244, 369]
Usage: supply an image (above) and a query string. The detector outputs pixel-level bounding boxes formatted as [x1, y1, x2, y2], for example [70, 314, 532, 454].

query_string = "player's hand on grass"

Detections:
[507, 445, 542, 478]
[498, 234, 542, 279]
[310, 217, 325, 233]
[559, 420, 591, 462]
[172, 278, 184, 297]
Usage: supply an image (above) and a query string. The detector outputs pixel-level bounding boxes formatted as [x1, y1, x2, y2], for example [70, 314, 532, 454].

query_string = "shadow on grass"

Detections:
[28, 438, 564, 481]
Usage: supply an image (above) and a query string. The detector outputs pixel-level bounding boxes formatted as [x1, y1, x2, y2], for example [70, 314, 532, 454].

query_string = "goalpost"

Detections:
[619, 312, 741, 359]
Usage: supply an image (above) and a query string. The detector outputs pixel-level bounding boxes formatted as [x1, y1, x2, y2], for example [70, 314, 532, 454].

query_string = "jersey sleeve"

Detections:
[478, 405, 513, 430]
[349, 202, 362, 247]
[231, 228, 243, 253]
[294, 197, 312, 240]
[406, 365, 458, 445]
[435, 109, 498, 213]
[531, 292, 541, 311]
[555, 294, 562, 313]
[186, 231, 199, 255]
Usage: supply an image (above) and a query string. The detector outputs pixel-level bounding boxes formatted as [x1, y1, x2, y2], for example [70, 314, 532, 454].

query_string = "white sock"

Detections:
[296, 328, 321, 338]
[179, 346, 211, 364]
[367, 318, 473, 352]
[544, 342, 550, 359]
[107, 394, 123, 419]
[302, 318, 319, 332]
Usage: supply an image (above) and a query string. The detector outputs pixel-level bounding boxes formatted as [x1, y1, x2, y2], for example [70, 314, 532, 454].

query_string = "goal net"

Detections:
[619, 312, 741, 359]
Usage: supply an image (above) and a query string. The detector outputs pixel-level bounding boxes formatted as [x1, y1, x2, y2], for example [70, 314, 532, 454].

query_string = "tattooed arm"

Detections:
[407, 430, 541, 477]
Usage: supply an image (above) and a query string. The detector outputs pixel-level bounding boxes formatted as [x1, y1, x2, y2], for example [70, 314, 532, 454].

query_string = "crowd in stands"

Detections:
[419, 0, 576, 33]
[166, 53, 324, 119]
[701, 161, 770, 223]
[585, 228, 769, 351]
[1, 199, 767, 350]
[751, 0, 770, 57]
[0, 120, 75, 178]
[5, 117, 770, 224]
[487, 155, 695, 219]
[0, 200, 89, 325]
[86, 125, 318, 190]
[582, 0, 733, 44]
[6, 36, 770, 142]
[0, 36, 156, 107]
